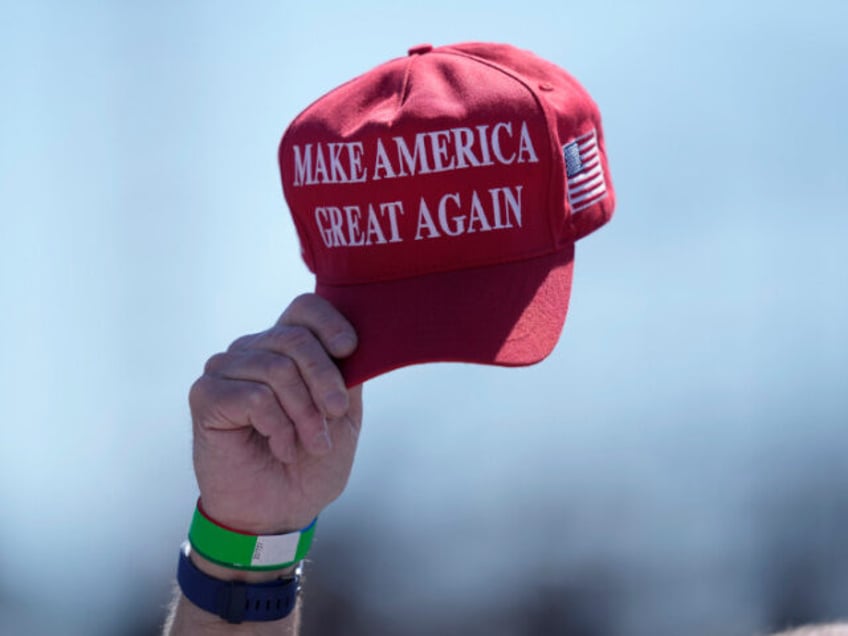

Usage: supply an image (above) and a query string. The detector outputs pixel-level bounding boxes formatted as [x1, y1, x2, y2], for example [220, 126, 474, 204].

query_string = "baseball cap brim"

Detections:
[316, 244, 575, 387]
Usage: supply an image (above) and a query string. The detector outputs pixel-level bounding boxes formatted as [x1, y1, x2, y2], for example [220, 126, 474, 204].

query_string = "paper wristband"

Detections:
[188, 502, 317, 571]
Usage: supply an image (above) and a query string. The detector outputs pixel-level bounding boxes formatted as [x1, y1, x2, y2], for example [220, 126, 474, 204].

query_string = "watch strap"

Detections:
[177, 544, 300, 624]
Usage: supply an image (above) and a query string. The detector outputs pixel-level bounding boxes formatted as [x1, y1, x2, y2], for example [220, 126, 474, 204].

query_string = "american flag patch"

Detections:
[563, 129, 607, 212]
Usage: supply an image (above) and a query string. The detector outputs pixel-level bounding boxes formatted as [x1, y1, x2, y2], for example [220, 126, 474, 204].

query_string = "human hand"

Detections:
[188, 294, 363, 535]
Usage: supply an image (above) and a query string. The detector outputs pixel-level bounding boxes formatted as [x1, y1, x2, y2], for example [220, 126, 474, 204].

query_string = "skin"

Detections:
[165, 293, 363, 635]
[164, 292, 846, 635]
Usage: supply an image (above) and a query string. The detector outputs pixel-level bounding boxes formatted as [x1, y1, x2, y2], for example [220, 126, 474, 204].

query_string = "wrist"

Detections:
[189, 547, 299, 584]
[177, 543, 302, 626]
[189, 499, 317, 572]
[198, 495, 317, 536]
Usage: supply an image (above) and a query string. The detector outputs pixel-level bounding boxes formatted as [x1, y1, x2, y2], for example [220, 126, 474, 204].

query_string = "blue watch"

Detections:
[177, 543, 301, 624]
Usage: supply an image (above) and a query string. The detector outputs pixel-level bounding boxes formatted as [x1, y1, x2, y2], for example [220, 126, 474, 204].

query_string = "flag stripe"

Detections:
[579, 147, 599, 162]
[573, 191, 608, 212]
[567, 162, 601, 186]
[569, 173, 604, 195]
[571, 182, 607, 205]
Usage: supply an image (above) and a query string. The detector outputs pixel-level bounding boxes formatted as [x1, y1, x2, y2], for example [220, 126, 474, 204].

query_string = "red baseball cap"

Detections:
[279, 42, 614, 386]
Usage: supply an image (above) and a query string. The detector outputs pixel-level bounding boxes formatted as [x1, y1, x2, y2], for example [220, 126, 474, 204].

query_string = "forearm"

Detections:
[163, 552, 301, 636]
[164, 594, 300, 636]
[770, 627, 848, 636]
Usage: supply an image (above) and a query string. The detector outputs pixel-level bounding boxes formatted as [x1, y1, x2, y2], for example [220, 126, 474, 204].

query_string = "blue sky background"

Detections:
[1, 1, 847, 634]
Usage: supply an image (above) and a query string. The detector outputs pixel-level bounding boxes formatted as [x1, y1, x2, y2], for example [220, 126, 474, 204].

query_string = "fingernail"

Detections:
[323, 388, 349, 417]
[313, 423, 333, 454]
[330, 333, 356, 356]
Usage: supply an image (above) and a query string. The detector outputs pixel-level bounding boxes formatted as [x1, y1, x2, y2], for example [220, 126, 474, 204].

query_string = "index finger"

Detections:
[279, 293, 358, 359]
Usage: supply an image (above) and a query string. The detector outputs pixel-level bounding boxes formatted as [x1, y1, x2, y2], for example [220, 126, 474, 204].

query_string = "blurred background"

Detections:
[1, 1, 847, 634]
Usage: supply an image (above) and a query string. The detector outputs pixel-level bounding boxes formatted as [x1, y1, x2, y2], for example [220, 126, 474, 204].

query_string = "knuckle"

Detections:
[277, 325, 315, 352]
[312, 305, 344, 334]
[203, 352, 229, 374]
[280, 294, 313, 323]
[282, 293, 331, 327]
[190, 376, 271, 414]
[300, 352, 333, 379]
[290, 293, 317, 312]
[269, 354, 298, 381]
[242, 382, 273, 411]
[188, 375, 215, 411]
[227, 332, 259, 352]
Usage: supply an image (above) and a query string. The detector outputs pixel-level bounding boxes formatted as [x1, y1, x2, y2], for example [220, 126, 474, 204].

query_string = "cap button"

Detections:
[408, 43, 433, 56]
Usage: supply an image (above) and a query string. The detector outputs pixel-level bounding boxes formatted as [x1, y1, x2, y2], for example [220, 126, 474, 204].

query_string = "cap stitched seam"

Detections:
[398, 54, 416, 110]
[435, 46, 566, 250]
[279, 54, 410, 267]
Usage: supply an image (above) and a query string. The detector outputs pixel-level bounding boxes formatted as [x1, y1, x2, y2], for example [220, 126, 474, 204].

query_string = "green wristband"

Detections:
[188, 500, 317, 571]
